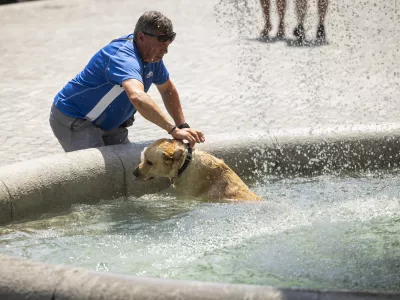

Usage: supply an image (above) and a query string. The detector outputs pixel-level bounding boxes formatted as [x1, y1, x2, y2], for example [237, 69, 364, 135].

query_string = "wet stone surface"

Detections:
[0, 0, 399, 167]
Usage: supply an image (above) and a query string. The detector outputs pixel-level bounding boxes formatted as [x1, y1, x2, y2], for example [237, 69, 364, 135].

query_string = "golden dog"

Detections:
[133, 139, 261, 201]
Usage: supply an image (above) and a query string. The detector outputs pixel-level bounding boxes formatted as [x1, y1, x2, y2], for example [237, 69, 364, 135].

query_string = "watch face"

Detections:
[179, 122, 190, 129]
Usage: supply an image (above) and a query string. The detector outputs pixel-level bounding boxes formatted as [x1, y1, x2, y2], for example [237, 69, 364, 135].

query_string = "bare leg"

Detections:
[318, 0, 328, 25]
[260, 0, 272, 37]
[293, 0, 307, 41]
[295, 0, 307, 26]
[276, 0, 287, 37]
[316, 0, 328, 40]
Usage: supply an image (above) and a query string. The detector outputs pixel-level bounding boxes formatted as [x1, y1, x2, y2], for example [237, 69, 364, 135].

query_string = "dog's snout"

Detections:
[133, 167, 140, 178]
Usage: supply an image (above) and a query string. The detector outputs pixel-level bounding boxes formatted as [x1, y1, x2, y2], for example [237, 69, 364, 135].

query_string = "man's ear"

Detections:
[162, 152, 174, 165]
[137, 31, 145, 42]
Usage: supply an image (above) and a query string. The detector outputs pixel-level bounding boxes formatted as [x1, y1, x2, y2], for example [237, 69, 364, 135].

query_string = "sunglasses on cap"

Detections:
[142, 31, 176, 43]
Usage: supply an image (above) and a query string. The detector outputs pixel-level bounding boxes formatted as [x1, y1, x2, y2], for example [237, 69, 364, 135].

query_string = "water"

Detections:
[1, 171, 400, 292]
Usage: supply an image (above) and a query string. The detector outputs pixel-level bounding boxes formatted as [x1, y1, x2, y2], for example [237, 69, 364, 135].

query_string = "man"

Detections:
[50, 11, 205, 152]
[259, 0, 287, 39]
[293, 0, 329, 42]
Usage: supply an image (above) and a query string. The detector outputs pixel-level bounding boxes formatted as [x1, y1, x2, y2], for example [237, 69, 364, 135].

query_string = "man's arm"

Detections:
[122, 79, 205, 147]
[122, 79, 175, 133]
[156, 79, 185, 127]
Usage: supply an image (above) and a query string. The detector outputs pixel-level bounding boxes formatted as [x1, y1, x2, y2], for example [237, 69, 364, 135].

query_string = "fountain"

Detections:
[1, 126, 400, 299]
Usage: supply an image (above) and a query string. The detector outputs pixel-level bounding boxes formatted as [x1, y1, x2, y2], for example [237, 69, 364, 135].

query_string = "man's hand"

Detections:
[171, 128, 205, 148]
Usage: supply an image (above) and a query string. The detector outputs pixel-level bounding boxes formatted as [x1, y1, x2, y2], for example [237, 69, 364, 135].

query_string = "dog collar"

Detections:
[178, 144, 192, 177]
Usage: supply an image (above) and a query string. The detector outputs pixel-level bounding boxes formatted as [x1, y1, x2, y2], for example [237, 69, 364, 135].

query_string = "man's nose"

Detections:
[162, 45, 169, 54]
[163, 41, 172, 51]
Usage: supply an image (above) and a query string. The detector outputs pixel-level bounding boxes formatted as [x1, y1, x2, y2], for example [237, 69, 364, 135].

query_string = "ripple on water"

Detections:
[0, 172, 399, 291]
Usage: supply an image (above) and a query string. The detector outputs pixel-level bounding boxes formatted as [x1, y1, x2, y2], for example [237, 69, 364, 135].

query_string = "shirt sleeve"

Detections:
[105, 46, 143, 86]
[153, 60, 170, 85]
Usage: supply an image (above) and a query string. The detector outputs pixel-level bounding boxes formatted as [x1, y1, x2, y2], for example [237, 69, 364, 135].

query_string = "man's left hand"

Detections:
[171, 128, 205, 148]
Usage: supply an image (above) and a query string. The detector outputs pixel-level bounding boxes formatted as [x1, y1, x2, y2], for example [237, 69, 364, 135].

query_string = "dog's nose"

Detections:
[133, 167, 140, 178]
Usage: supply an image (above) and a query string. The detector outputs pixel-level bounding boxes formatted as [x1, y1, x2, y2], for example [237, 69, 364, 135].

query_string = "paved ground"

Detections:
[0, 0, 399, 167]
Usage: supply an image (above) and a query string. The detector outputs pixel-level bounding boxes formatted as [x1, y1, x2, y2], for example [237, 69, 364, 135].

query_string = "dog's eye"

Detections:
[146, 160, 153, 166]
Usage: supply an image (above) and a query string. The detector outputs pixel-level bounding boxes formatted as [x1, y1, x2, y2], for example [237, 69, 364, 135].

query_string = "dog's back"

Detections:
[172, 148, 261, 201]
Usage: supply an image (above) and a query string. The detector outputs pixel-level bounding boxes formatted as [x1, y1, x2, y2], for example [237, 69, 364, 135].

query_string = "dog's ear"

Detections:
[162, 146, 184, 165]
[162, 152, 174, 165]
[173, 148, 184, 162]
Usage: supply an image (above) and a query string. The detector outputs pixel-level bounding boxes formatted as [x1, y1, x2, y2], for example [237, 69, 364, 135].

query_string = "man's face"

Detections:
[137, 31, 174, 62]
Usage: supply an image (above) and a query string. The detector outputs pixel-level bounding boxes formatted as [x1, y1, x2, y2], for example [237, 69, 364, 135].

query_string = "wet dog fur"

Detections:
[133, 139, 261, 201]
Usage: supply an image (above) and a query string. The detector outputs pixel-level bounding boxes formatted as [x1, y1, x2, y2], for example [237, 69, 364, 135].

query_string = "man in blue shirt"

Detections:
[50, 11, 205, 152]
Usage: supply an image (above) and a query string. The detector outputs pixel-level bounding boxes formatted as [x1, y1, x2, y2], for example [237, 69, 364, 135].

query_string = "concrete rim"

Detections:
[1, 125, 400, 299]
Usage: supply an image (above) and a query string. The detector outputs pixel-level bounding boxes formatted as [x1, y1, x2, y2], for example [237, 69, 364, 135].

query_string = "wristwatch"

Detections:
[178, 122, 190, 129]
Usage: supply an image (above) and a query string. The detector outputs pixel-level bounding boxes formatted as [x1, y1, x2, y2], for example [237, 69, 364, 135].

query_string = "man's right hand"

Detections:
[171, 128, 205, 148]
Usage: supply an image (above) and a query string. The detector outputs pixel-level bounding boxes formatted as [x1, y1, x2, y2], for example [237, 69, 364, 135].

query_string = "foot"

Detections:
[260, 23, 272, 39]
[293, 24, 305, 42]
[276, 23, 285, 39]
[316, 24, 326, 41]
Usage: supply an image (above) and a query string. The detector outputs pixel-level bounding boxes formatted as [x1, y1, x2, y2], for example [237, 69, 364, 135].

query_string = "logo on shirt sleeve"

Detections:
[146, 71, 153, 79]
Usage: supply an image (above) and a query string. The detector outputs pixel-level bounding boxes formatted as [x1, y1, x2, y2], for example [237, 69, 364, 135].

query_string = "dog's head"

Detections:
[133, 139, 186, 180]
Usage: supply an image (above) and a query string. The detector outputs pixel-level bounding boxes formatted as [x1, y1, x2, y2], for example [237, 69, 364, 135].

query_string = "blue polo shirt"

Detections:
[53, 34, 170, 131]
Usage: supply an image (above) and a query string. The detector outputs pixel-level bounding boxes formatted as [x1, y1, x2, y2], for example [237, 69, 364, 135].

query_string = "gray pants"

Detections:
[49, 104, 130, 152]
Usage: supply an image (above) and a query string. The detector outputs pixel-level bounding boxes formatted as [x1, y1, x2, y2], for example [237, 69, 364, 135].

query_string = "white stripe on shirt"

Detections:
[86, 85, 125, 121]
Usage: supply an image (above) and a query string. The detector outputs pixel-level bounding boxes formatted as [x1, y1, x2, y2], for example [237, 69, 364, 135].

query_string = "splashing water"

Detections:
[1, 171, 399, 292]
